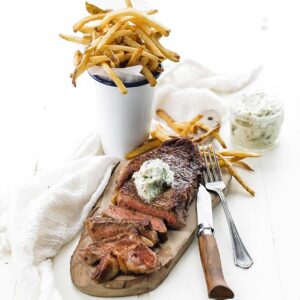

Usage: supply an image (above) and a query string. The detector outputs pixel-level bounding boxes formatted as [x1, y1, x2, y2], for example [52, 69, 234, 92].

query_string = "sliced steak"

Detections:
[102, 205, 168, 242]
[115, 138, 204, 229]
[85, 217, 158, 246]
[80, 235, 159, 282]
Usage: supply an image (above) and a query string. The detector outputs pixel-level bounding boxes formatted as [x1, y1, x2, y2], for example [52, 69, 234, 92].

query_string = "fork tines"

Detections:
[199, 144, 224, 184]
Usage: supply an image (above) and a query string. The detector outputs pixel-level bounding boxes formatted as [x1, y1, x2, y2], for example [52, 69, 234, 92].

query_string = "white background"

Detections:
[1, 0, 300, 299]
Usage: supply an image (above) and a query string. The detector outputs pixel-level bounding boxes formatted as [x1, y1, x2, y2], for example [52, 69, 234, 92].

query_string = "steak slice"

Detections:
[85, 217, 158, 246]
[79, 235, 159, 282]
[102, 205, 168, 242]
[79, 234, 152, 266]
[115, 138, 204, 229]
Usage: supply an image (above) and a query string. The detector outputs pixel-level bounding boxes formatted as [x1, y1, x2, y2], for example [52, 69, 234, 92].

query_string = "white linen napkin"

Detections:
[0, 60, 259, 300]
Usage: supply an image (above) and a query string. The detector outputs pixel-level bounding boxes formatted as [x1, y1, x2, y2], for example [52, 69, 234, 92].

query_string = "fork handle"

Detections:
[217, 190, 253, 269]
[198, 232, 234, 299]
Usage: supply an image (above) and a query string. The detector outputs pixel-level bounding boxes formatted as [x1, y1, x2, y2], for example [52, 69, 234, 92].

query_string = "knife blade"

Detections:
[197, 185, 214, 231]
[197, 185, 234, 299]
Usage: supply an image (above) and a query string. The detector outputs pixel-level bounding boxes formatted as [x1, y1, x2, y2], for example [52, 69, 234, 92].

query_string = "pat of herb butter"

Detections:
[133, 158, 174, 203]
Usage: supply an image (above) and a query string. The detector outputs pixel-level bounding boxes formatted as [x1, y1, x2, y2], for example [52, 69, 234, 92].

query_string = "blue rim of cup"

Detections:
[88, 68, 161, 88]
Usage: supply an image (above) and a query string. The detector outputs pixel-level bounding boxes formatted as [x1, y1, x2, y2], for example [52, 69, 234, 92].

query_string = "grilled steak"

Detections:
[79, 234, 159, 282]
[85, 217, 158, 245]
[102, 205, 168, 242]
[115, 138, 204, 229]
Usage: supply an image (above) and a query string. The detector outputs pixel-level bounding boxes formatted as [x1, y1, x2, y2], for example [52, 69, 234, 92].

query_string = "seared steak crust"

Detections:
[85, 217, 158, 245]
[102, 205, 168, 242]
[116, 138, 204, 229]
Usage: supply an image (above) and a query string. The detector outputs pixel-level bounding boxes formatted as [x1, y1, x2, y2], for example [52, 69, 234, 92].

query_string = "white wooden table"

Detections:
[1, 0, 300, 299]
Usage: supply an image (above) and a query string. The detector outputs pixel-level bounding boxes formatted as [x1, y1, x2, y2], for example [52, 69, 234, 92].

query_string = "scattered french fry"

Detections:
[125, 139, 162, 159]
[156, 109, 182, 134]
[219, 150, 261, 158]
[196, 121, 227, 148]
[181, 114, 203, 136]
[218, 153, 255, 196]
[231, 160, 255, 172]
[193, 125, 220, 143]
[151, 125, 171, 142]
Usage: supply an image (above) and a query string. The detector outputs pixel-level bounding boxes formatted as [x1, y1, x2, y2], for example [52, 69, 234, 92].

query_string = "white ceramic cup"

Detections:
[89, 72, 160, 157]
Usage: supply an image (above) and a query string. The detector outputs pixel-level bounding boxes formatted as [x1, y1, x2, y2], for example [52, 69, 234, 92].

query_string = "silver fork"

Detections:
[199, 144, 253, 269]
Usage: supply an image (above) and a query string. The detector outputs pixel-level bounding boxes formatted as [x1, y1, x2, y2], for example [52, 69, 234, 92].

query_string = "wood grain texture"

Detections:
[70, 161, 231, 297]
[198, 235, 234, 299]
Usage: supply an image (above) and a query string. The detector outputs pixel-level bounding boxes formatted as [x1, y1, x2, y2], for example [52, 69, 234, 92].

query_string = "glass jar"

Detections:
[230, 92, 284, 151]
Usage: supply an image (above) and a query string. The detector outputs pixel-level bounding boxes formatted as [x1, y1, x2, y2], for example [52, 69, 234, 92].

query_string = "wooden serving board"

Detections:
[70, 161, 231, 297]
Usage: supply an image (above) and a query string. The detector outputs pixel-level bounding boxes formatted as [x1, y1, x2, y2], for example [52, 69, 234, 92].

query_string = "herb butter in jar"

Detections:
[230, 92, 284, 151]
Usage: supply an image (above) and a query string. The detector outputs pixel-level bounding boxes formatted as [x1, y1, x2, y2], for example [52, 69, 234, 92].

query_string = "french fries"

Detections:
[60, 1, 179, 91]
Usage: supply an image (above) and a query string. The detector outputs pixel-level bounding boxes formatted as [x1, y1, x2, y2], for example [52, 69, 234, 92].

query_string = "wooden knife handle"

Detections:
[198, 234, 234, 299]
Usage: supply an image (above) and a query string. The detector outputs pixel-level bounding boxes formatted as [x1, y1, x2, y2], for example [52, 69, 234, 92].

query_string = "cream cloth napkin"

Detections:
[0, 60, 259, 300]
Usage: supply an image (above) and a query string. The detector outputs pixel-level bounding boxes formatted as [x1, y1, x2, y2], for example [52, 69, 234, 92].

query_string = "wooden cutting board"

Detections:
[70, 110, 230, 296]
[70, 161, 231, 297]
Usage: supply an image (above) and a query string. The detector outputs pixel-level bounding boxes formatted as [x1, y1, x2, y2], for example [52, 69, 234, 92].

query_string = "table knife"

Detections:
[197, 185, 234, 299]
